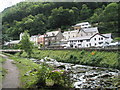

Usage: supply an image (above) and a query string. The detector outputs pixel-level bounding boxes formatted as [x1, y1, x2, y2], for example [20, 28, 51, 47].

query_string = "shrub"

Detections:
[36, 63, 73, 89]
[15, 52, 21, 56]
[90, 55, 103, 66]
[21, 51, 29, 58]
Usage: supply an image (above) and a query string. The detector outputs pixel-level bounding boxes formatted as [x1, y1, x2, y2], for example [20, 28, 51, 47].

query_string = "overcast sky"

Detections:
[0, 0, 25, 12]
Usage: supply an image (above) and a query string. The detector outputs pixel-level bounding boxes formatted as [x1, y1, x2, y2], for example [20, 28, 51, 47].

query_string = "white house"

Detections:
[72, 22, 91, 30]
[44, 28, 64, 46]
[77, 27, 99, 37]
[30, 35, 38, 45]
[63, 30, 79, 40]
[89, 33, 113, 47]
[67, 33, 113, 48]
[63, 27, 99, 42]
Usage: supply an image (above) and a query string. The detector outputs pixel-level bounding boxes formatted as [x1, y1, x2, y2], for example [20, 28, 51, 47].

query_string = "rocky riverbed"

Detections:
[29, 57, 120, 89]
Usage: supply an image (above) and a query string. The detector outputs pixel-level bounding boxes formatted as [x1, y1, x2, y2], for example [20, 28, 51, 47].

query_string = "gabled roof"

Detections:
[69, 36, 92, 41]
[102, 33, 112, 38]
[38, 35, 44, 38]
[63, 30, 79, 35]
[90, 33, 110, 39]
[30, 35, 38, 40]
[74, 22, 89, 27]
[9, 40, 20, 44]
[46, 31, 59, 37]
[70, 30, 79, 33]
[82, 27, 99, 33]
[69, 33, 112, 41]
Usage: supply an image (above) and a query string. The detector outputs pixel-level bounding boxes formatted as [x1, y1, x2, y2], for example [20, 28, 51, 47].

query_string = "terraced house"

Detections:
[44, 28, 64, 46]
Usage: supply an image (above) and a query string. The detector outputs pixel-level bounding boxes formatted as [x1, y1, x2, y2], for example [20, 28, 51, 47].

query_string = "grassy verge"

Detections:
[0, 56, 7, 83]
[9, 56, 39, 88]
[7, 54, 73, 89]
[27, 49, 119, 69]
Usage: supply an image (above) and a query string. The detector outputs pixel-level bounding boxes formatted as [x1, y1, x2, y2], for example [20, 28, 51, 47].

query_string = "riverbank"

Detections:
[18, 49, 119, 69]
[6, 53, 120, 89]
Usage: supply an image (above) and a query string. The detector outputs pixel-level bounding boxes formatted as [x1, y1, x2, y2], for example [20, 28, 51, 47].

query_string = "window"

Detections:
[89, 43, 91, 46]
[52, 37, 54, 40]
[86, 44, 88, 47]
[99, 38, 100, 40]
[86, 40, 89, 42]
[94, 38, 96, 40]
[99, 42, 103, 44]
[80, 40, 83, 42]
[95, 43, 96, 45]
[101, 38, 103, 40]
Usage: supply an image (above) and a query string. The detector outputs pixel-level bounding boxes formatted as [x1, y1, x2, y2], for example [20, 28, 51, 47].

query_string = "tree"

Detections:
[89, 8, 103, 23]
[19, 31, 34, 57]
[98, 3, 118, 34]
[48, 7, 75, 29]
[80, 4, 92, 20]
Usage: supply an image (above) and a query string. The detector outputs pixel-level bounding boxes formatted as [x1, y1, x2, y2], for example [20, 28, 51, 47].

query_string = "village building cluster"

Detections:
[5, 22, 113, 48]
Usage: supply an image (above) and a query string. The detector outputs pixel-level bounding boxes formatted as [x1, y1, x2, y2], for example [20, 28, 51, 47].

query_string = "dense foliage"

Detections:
[19, 31, 34, 57]
[2, 2, 119, 41]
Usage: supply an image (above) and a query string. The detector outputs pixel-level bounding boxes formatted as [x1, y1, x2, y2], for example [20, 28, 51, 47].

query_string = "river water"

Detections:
[30, 57, 120, 89]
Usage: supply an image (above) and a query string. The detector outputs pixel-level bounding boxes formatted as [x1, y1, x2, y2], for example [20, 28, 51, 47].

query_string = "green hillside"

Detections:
[2, 2, 119, 42]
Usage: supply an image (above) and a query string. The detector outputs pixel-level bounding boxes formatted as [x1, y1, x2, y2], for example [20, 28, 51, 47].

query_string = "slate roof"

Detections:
[82, 27, 99, 33]
[46, 31, 59, 37]
[69, 36, 92, 40]
[5, 40, 20, 45]
[102, 33, 112, 38]
[74, 22, 89, 26]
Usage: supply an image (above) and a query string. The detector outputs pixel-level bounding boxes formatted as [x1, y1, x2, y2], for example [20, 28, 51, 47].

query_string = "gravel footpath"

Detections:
[0, 54, 20, 88]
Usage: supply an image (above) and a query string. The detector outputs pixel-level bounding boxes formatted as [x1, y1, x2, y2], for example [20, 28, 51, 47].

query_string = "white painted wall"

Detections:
[30, 36, 38, 45]
[67, 34, 113, 48]
[75, 22, 91, 29]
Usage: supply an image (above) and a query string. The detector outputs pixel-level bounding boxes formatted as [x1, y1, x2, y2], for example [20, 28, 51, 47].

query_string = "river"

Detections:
[29, 57, 120, 89]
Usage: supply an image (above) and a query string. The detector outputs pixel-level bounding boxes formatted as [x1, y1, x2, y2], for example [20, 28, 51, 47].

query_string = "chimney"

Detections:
[58, 28, 61, 32]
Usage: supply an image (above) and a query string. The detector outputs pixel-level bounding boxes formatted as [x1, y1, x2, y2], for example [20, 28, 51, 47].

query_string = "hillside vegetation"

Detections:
[2, 2, 119, 42]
